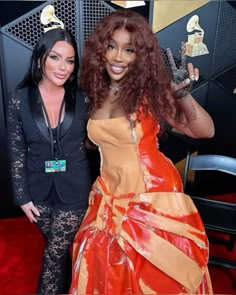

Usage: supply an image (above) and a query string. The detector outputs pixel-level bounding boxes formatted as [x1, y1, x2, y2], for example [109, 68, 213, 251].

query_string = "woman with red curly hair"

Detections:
[70, 10, 214, 294]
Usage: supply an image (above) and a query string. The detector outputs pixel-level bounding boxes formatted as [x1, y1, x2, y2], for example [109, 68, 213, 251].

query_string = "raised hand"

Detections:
[166, 42, 199, 98]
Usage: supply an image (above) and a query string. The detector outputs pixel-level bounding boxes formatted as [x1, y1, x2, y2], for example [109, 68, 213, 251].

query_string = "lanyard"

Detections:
[40, 97, 65, 159]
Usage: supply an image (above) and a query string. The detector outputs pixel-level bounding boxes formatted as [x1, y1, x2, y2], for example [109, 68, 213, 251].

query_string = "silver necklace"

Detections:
[109, 85, 121, 95]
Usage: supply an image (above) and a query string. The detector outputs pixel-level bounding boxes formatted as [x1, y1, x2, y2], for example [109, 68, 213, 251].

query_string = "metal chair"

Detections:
[183, 152, 236, 269]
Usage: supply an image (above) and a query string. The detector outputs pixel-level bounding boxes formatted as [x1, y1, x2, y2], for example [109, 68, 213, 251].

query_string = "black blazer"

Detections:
[7, 86, 91, 209]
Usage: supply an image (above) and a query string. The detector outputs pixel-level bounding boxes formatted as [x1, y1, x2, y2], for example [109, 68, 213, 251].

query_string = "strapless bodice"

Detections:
[87, 114, 182, 195]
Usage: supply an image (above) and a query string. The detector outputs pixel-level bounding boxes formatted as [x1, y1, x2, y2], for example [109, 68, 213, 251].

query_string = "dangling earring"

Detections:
[37, 64, 40, 70]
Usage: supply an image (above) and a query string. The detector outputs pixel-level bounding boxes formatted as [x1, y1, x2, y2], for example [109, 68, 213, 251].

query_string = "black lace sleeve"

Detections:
[7, 90, 31, 206]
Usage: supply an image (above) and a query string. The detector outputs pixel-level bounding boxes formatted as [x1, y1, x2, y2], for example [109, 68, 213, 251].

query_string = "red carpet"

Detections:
[0, 216, 235, 294]
[0, 217, 44, 295]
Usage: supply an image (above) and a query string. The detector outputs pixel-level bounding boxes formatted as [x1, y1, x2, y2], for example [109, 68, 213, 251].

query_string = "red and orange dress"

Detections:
[70, 112, 213, 294]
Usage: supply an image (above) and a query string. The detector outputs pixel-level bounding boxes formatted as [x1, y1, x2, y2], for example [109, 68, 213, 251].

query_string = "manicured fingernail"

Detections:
[190, 75, 195, 81]
[185, 78, 191, 85]
[195, 76, 199, 81]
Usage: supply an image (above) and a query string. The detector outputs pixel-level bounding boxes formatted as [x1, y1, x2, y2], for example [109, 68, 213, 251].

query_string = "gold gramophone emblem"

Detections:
[185, 15, 209, 57]
[40, 5, 64, 32]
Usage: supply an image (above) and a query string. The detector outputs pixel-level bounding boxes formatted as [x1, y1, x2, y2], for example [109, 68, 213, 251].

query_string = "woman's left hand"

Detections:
[166, 42, 199, 98]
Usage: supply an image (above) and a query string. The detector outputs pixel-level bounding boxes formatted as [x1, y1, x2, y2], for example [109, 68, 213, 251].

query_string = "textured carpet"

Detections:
[0, 216, 235, 294]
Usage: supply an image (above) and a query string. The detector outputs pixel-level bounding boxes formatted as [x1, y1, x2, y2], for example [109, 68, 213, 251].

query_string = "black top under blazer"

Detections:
[7, 86, 91, 209]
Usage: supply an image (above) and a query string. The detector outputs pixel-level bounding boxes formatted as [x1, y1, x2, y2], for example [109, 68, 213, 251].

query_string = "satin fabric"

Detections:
[70, 113, 213, 294]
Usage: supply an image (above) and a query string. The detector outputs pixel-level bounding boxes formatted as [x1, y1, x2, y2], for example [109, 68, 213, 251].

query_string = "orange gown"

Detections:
[70, 112, 213, 294]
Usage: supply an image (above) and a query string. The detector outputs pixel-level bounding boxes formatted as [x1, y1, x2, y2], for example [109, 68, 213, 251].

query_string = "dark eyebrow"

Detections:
[109, 39, 133, 47]
[50, 50, 75, 59]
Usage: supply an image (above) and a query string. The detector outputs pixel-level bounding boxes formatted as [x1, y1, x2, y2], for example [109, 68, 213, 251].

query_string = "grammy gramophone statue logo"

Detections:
[40, 5, 64, 32]
[185, 15, 209, 57]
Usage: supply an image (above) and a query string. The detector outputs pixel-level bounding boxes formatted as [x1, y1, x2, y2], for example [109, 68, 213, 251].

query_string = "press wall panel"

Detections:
[196, 80, 236, 194]
[156, 1, 219, 84]
[0, 29, 15, 217]
[199, 79, 236, 157]
[1, 34, 31, 93]
[1, 0, 115, 57]
[153, 0, 208, 33]
[210, 1, 236, 76]
[79, 1, 115, 51]
[1, 1, 78, 50]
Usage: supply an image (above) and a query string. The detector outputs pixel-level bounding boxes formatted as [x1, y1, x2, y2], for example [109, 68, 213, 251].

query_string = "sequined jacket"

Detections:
[7, 86, 91, 208]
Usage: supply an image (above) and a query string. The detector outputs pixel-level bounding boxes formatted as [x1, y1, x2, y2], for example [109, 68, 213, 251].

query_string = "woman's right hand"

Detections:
[166, 42, 198, 98]
[21, 201, 40, 223]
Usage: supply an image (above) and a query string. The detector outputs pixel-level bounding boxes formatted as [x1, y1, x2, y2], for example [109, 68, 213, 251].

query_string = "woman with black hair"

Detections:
[7, 28, 91, 294]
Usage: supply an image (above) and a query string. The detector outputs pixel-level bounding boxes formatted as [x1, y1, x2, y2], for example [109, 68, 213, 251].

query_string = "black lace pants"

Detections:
[35, 205, 85, 295]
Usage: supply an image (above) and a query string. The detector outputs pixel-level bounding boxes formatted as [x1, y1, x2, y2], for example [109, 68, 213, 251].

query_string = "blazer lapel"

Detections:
[28, 87, 50, 141]
[28, 86, 76, 141]
[60, 87, 75, 138]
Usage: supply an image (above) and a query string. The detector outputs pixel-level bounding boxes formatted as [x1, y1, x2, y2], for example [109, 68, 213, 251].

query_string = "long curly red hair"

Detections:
[80, 10, 176, 130]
